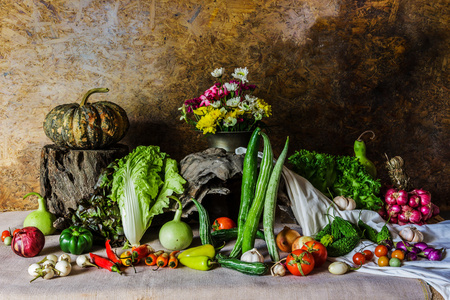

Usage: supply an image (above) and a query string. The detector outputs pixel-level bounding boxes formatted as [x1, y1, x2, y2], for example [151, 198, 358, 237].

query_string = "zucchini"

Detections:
[230, 128, 261, 258]
[191, 198, 215, 246]
[216, 254, 268, 276]
[211, 228, 265, 244]
[263, 136, 289, 262]
[241, 132, 274, 254]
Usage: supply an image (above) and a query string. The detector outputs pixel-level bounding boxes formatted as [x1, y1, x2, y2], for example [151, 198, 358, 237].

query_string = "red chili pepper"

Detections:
[89, 253, 122, 275]
[132, 244, 154, 260]
[105, 239, 121, 265]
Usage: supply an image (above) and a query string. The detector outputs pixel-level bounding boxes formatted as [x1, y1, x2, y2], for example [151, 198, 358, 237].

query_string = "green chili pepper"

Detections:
[59, 226, 94, 255]
[178, 244, 215, 260]
[354, 130, 377, 178]
[179, 255, 213, 271]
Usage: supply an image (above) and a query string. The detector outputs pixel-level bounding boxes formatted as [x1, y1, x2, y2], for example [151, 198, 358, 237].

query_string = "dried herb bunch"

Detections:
[385, 154, 411, 191]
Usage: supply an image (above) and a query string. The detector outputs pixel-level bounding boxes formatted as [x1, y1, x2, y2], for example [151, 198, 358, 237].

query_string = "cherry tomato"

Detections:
[286, 249, 315, 276]
[353, 252, 366, 265]
[301, 240, 328, 267]
[378, 255, 389, 267]
[375, 245, 388, 258]
[363, 250, 374, 261]
[1, 230, 11, 242]
[391, 249, 405, 261]
[12, 228, 20, 236]
[212, 217, 236, 231]
[389, 257, 402, 267]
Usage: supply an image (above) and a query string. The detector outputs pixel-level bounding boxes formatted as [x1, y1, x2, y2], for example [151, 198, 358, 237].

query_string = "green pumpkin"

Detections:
[43, 88, 129, 149]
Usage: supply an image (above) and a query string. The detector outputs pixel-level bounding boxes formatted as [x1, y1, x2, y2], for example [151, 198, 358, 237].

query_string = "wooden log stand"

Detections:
[40, 144, 129, 218]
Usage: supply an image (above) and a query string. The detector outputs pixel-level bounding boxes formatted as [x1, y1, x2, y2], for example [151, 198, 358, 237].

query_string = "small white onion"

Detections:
[59, 254, 72, 263]
[28, 263, 42, 277]
[46, 254, 58, 263]
[55, 260, 72, 277]
[42, 267, 55, 280]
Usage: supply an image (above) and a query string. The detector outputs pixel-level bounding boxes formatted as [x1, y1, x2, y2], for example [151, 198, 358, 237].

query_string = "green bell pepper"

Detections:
[59, 226, 94, 255]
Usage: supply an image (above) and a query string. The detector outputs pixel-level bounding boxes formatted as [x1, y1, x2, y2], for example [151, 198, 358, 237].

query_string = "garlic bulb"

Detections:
[240, 248, 264, 263]
[399, 226, 424, 243]
[333, 196, 356, 210]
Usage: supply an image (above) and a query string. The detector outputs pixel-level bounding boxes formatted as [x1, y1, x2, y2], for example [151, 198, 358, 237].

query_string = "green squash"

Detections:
[43, 88, 129, 149]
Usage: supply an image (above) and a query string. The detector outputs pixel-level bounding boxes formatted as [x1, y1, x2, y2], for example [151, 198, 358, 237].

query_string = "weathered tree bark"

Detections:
[40, 144, 129, 217]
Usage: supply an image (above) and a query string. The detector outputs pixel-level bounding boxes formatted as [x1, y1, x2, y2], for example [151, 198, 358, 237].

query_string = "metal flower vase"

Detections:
[206, 131, 253, 153]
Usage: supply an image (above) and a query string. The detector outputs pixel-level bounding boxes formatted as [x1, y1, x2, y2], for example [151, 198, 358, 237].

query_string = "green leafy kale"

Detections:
[288, 149, 382, 211]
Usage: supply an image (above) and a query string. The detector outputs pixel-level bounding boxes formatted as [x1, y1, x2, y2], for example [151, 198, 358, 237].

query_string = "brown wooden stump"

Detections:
[40, 144, 129, 218]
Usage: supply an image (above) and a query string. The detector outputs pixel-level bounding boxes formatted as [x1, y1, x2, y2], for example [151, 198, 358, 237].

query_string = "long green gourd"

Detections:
[241, 132, 274, 254]
[263, 136, 289, 262]
[230, 127, 261, 258]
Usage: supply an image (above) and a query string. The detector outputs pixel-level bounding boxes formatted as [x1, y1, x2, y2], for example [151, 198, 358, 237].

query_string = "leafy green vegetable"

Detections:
[287, 149, 336, 194]
[110, 145, 186, 247]
[288, 149, 382, 211]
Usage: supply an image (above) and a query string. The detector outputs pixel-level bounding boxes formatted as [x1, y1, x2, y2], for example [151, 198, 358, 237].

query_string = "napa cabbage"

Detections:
[110, 145, 186, 247]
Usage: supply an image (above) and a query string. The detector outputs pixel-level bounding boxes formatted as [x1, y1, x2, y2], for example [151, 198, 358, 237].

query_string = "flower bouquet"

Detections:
[179, 67, 272, 135]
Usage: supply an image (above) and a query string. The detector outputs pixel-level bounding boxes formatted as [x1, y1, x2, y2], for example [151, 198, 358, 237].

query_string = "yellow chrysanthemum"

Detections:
[196, 108, 223, 134]
[257, 99, 272, 117]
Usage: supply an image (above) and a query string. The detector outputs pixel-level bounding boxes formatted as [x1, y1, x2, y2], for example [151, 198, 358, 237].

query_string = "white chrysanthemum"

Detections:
[232, 67, 249, 83]
[210, 101, 221, 108]
[220, 107, 228, 115]
[224, 82, 239, 92]
[211, 67, 224, 78]
[226, 97, 241, 107]
[245, 94, 258, 103]
[253, 111, 263, 121]
[238, 101, 251, 111]
[223, 116, 237, 127]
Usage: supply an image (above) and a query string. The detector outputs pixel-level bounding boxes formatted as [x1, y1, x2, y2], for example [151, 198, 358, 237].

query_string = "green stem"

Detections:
[168, 196, 183, 222]
[23, 192, 47, 211]
[80, 88, 109, 106]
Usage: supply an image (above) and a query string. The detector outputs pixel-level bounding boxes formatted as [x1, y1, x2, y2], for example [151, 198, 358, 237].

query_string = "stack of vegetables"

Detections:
[380, 155, 440, 225]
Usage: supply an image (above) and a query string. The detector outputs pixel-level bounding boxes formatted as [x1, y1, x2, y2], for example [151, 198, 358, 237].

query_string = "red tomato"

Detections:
[353, 252, 366, 265]
[212, 217, 236, 231]
[1, 230, 10, 242]
[286, 249, 315, 276]
[301, 240, 328, 267]
[12, 228, 20, 236]
[375, 245, 388, 258]
[363, 250, 374, 261]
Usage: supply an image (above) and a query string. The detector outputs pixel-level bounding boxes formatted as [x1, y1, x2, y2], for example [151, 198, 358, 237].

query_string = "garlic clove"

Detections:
[333, 196, 348, 210]
[241, 248, 265, 263]
[345, 198, 356, 210]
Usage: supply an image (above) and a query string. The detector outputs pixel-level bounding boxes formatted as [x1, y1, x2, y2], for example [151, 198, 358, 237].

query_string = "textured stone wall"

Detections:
[0, 0, 448, 213]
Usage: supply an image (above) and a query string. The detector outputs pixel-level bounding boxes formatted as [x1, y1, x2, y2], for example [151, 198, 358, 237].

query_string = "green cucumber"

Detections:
[211, 228, 265, 244]
[241, 132, 274, 254]
[191, 198, 215, 246]
[263, 136, 289, 262]
[216, 254, 268, 276]
[230, 127, 261, 258]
